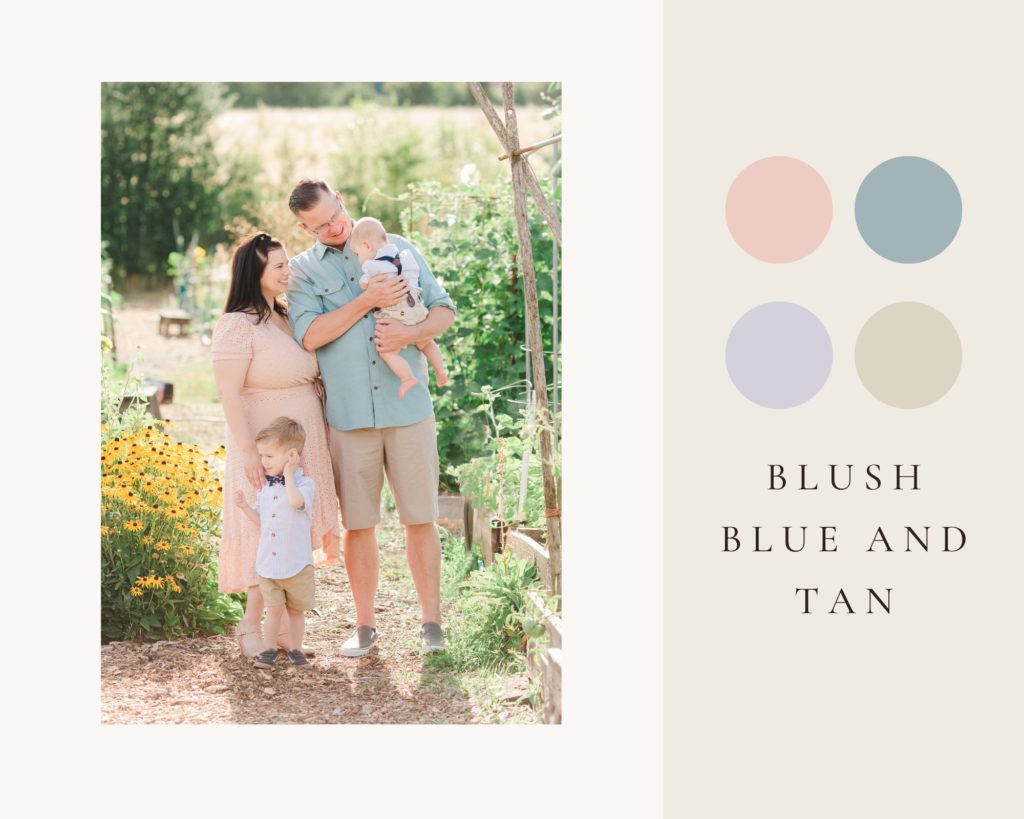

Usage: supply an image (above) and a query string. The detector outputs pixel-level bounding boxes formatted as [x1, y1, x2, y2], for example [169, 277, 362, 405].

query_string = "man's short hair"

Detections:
[350, 216, 388, 245]
[288, 179, 333, 216]
[255, 416, 306, 452]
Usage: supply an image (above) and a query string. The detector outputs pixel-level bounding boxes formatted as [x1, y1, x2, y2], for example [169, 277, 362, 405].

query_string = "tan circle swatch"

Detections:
[855, 302, 962, 408]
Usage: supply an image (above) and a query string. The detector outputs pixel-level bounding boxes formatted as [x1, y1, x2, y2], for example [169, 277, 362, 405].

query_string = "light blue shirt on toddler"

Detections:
[253, 468, 315, 580]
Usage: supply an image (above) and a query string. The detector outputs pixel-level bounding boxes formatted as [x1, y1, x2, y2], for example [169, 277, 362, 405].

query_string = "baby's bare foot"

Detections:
[398, 378, 418, 399]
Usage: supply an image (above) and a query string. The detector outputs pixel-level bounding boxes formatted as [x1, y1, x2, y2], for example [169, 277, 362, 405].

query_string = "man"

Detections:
[285, 179, 456, 655]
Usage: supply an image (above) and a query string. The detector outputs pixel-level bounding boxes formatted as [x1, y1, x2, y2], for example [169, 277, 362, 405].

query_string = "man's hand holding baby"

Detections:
[374, 317, 416, 355]
[362, 273, 409, 309]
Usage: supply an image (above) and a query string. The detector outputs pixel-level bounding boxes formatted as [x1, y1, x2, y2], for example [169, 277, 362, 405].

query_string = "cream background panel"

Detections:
[668, 1, 1024, 815]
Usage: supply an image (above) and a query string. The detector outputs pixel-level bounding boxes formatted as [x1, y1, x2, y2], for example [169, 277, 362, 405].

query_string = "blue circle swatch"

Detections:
[855, 156, 962, 263]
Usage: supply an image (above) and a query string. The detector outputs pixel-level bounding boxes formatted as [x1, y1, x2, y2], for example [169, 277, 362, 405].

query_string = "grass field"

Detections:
[211, 105, 555, 189]
[194, 103, 558, 266]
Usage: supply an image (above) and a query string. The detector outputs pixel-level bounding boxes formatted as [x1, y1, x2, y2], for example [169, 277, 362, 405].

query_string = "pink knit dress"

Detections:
[211, 311, 341, 594]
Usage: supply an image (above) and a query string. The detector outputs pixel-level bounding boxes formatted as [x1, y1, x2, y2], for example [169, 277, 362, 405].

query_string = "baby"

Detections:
[234, 416, 316, 669]
[350, 216, 448, 399]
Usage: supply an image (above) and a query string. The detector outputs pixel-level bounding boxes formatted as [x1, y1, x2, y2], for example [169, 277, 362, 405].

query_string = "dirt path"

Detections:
[101, 296, 538, 724]
[101, 515, 536, 724]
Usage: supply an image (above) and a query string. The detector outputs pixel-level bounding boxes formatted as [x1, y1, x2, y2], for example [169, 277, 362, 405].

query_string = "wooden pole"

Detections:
[498, 134, 562, 161]
[500, 82, 561, 601]
[467, 82, 562, 246]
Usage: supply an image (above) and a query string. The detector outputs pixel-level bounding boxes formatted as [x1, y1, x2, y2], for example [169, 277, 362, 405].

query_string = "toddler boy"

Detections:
[234, 416, 316, 669]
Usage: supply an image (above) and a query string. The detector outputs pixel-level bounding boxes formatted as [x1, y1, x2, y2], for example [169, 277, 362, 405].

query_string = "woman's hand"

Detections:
[243, 449, 265, 490]
[364, 273, 409, 310]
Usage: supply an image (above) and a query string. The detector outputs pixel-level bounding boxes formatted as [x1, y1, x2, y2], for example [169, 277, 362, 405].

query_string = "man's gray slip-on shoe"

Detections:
[340, 626, 378, 657]
[420, 621, 445, 653]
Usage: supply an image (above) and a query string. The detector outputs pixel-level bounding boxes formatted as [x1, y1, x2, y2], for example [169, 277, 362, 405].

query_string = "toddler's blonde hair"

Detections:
[254, 416, 306, 452]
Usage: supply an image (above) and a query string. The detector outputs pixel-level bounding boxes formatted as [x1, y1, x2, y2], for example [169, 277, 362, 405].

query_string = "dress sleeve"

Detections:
[211, 313, 254, 361]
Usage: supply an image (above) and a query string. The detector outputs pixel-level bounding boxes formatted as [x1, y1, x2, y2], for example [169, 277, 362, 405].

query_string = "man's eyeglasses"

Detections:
[307, 201, 348, 235]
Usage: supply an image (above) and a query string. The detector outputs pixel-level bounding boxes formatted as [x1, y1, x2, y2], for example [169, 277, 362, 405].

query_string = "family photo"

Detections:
[100, 82, 562, 724]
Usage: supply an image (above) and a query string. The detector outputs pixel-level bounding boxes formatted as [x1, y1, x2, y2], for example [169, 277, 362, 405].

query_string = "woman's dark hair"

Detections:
[224, 232, 287, 324]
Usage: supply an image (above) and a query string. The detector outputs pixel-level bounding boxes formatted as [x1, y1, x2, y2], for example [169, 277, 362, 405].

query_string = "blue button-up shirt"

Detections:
[287, 233, 455, 431]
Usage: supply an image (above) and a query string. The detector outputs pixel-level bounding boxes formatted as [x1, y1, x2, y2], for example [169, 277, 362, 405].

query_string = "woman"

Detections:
[212, 232, 340, 658]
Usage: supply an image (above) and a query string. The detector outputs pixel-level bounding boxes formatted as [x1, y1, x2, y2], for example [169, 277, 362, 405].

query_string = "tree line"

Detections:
[224, 82, 552, 108]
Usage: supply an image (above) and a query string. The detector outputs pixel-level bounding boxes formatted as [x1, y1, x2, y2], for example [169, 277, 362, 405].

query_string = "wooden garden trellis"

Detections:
[468, 82, 562, 599]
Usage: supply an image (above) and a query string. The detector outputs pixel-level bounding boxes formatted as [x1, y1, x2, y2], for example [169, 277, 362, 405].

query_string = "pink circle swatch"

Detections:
[726, 157, 832, 263]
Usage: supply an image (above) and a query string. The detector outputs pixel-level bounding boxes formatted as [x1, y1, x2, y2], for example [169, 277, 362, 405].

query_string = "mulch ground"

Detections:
[101, 296, 538, 724]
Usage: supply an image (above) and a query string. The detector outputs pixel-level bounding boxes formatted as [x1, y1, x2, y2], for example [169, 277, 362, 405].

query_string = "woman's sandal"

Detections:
[236, 626, 264, 659]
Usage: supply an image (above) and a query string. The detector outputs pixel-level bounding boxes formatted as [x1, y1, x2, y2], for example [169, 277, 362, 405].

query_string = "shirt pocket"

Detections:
[316, 281, 350, 311]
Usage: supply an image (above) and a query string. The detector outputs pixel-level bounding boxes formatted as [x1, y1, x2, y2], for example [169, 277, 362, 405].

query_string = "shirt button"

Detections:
[273, 495, 278, 500]
[371, 360, 376, 365]
[271, 532, 276, 538]
[272, 513, 276, 518]
[272, 551, 277, 555]
[373, 385, 378, 390]
[350, 277, 354, 281]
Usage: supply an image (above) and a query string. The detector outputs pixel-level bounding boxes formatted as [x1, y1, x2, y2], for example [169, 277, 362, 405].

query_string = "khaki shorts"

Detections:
[329, 414, 439, 530]
[257, 564, 315, 611]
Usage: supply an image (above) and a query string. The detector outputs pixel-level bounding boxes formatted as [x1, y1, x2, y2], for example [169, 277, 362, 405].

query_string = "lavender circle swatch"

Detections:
[726, 157, 833, 263]
[855, 302, 961, 408]
[726, 302, 833, 408]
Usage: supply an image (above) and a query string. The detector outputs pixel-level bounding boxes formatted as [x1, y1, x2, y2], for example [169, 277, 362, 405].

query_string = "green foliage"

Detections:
[101, 82, 232, 282]
[439, 527, 483, 600]
[455, 434, 559, 531]
[541, 81, 562, 124]
[100, 244, 122, 358]
[100, 352, 154, 438]
[103, 82, 558, 295]
[101, 361, 242, 642]
[428, 535, 540, 672]
[222, 82, 553, 109]
[454, 386, 560, 528]
[330, 103, 428, 231]
[401, 179, 560, 488]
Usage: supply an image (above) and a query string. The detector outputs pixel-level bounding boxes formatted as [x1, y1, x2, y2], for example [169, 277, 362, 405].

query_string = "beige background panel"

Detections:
[668, 1, 1024, 815]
